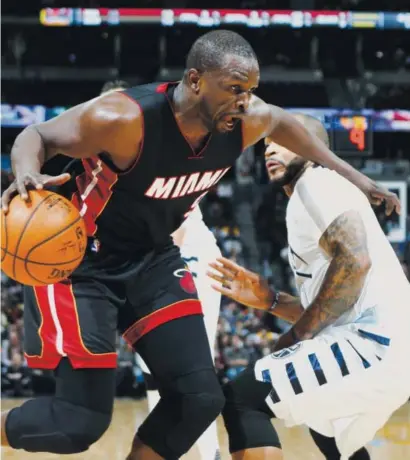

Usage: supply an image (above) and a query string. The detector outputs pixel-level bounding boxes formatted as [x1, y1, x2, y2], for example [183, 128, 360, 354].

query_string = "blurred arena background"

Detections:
[1, 1, 410, 458]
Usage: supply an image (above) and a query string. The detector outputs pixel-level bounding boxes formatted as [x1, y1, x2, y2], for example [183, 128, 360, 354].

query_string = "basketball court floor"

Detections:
[2, 398, 410, 459]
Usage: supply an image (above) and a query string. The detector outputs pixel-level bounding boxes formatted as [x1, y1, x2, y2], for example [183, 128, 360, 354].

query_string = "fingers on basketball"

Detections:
[1, 190, 87, 286]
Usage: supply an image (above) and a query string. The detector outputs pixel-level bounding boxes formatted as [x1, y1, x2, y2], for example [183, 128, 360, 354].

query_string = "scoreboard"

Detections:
[39, 8, 410, 29]
[286, 110, 374, 156]
[330, 115, 373, 156]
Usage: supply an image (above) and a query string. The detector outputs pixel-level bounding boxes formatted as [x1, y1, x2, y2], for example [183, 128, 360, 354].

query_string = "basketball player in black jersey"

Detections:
[1, 30, 399, 459]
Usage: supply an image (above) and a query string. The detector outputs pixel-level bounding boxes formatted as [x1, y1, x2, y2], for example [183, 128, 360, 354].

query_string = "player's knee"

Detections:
[172, 368, 225, 426]
[40, 400, 112, 453]
[7, 398, 112, 454]
[182, 381, 225, 423]
[138, 368, 224, 458]
[62, 404, 112, 451]
[223, 366, 272, 414]
[221, 367, 280, 453]
[165, 367, 225, 411]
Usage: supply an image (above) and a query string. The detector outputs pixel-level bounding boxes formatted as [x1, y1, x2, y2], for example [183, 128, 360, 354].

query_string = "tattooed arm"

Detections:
[290, 209, 371, 341]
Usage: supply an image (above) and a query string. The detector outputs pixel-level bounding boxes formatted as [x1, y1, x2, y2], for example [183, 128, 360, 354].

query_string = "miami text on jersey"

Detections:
[144, 168, 230, 199]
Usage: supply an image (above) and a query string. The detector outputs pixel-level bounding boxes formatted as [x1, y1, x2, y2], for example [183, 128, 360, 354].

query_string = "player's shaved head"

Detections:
[293, 113, 330, 148]
[186, 30, 258, 73]
[264, 113, 330, 188]
[265, 114, 329, 148]
[182, 30, 260, 134]
[100, 80, 130, 95]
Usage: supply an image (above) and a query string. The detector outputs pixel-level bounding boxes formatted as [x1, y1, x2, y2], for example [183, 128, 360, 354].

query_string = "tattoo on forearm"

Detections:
[294, 210, 371, 339]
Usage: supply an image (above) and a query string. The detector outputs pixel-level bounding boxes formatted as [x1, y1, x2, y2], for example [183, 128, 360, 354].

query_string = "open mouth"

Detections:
[265, 159, 283, 173]
[222, 116, 238, 130]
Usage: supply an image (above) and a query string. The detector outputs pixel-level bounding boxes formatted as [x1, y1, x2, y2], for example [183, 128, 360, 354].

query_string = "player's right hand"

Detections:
[1, 172, 71, 213]
[207, 257, 274, 310]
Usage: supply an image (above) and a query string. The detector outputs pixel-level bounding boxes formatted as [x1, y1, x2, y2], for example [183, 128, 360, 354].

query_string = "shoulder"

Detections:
[298, 167, 367, 202]
[81, 91, 142, 128]
[79, 92, 144, 155]
[295, 167, 369, 232]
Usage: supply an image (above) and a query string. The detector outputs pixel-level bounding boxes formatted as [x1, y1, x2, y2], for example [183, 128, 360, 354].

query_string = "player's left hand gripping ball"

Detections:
[1, 190, 87, 286]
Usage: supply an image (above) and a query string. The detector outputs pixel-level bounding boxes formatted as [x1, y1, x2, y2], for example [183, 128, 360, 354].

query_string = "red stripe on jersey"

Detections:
[54, 282, 117, 369]
[71, 156, 118, 237]
[122, 299, 203, 347]
[156, 82, 168, 93]
[24, 286, 61, 369]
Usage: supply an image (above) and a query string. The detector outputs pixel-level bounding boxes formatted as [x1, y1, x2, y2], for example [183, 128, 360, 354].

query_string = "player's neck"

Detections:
[172, 82, 210, 142]
[283, 162, 313, 197]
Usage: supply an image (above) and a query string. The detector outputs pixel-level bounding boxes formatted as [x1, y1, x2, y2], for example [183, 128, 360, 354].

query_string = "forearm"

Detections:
[229, 284, 303, 323]
[11, 127, 47, 176]
[292, 256, 370, 340]
[270, 291, 304, 324]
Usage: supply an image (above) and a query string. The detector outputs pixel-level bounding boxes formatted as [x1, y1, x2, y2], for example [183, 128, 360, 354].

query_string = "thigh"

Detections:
[24, 277, 119, 370]
[119, 244, 202, 346]
[54, 358, 116, 414]
[135, 315, 215, 385]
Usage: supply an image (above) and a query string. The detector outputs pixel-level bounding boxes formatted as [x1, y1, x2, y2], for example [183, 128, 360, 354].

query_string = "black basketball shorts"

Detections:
[23, 242, 202, 369]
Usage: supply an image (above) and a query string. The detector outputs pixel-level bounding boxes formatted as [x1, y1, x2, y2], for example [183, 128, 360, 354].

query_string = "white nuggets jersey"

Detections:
[286, 166, 410, 336]
[254, 167, 410, 459]
[179, 206, 218, 253]
[179, 206, 222, 361]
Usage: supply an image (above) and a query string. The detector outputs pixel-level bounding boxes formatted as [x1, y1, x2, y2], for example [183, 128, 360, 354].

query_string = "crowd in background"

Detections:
[2, 166, 409, 398]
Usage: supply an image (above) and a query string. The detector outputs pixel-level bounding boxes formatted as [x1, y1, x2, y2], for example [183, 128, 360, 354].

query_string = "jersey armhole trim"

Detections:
[294, 184, 325, 235]
[110, 91, 145, 176]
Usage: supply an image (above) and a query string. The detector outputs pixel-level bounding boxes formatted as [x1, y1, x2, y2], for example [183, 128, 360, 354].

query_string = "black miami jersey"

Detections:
[67, 82, 243, 257]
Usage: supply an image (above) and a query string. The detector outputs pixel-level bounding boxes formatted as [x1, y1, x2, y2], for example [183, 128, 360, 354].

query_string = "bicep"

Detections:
[34, 93, 142, 161]
[31, 103, 88, 160]
[319, 210, 369, 261]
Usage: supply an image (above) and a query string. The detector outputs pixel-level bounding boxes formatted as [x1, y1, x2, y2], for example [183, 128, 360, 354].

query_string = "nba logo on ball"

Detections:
[173, 268, 197, 294]
[270, 343, 302, 359]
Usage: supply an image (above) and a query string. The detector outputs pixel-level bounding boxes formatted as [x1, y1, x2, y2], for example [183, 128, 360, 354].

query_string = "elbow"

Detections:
[23, 124, 41, 137]
[354, 253, 372, 276]
[14, 125, 42, 144]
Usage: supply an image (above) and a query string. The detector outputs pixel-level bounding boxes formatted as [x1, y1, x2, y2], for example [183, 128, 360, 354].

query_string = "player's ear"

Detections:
[187, 69, 201, 94]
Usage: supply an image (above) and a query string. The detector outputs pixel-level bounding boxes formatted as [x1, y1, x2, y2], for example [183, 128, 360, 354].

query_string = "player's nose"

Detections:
[236, 92, 250, 113]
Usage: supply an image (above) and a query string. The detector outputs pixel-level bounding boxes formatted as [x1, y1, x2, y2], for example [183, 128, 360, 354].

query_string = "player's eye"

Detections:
[231, 85, 242, 94]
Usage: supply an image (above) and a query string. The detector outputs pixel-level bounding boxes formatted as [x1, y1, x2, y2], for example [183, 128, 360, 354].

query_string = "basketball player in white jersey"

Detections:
[137, 205, 222, 460]
[208, 114, 410, 460]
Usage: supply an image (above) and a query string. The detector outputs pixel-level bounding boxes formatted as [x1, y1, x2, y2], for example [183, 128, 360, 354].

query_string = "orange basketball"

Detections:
[1, 190, 87, 286]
